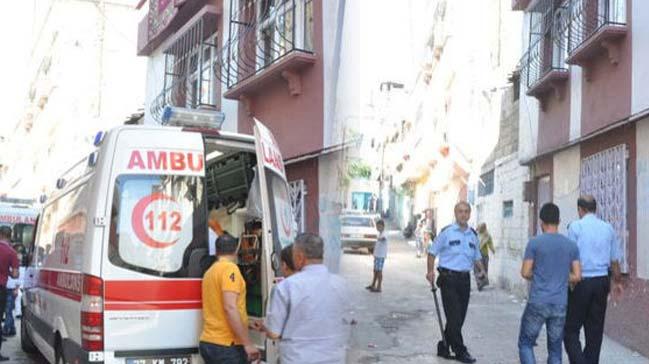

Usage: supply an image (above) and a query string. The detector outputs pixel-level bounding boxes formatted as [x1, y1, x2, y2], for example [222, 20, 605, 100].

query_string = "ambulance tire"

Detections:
[20, 311, 37, 353]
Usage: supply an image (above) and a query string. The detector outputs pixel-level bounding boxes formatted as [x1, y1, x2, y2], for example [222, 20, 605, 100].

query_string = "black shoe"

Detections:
[0, 355, 9, 362]
[454, 351, 476, 363]
[437, 341, 453, 359]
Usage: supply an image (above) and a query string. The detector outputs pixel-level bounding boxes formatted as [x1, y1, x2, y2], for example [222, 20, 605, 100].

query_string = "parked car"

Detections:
[341, 214, 378, 254]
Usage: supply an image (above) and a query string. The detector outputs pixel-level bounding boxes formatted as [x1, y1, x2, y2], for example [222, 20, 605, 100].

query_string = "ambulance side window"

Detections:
[34, 204, 57, 268]
[109, 174, 207, 277]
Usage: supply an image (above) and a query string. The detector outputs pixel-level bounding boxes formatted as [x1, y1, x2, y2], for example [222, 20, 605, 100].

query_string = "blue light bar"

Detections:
[161, 106, 225, 129]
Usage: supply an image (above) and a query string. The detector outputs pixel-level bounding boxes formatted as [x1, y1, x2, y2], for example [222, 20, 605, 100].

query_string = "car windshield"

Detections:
[342, 216, 373, 227]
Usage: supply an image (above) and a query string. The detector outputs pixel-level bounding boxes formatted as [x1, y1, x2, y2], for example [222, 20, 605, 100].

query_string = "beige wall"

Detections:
[636, 118, 649, 279]
[553, 145, 581, 234]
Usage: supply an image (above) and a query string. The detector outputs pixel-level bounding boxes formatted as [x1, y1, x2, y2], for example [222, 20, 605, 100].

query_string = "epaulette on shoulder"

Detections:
[440, 225, 452, 233]
[470, 227, 478, 236]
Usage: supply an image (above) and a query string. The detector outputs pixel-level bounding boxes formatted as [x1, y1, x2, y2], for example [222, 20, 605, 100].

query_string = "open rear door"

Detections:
[253, 118, 296, 363]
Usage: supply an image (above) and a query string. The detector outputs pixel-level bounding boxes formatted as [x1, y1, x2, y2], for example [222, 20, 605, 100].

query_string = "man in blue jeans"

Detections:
[518, 203, 582, 364]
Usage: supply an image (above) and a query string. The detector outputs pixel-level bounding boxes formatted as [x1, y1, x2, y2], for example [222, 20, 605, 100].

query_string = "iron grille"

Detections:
[224, 0, 314, 88]
[150, 11, 220, 122]
[289, 179, 306, 233]
[580, 144, 629, 273]
[520, 0, 570, 89]
[567, 0, 626, 54]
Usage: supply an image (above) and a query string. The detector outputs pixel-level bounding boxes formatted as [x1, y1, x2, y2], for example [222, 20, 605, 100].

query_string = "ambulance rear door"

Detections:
[101, 127, 208, 363]
[252, 119, 297, 363]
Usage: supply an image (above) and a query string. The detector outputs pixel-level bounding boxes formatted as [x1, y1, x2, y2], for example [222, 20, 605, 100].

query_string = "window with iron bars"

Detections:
[164, 31, 219, 109]
[522, 0, 570, 88]
[150, 13, 221, 122]
[225, 0, 314, 88]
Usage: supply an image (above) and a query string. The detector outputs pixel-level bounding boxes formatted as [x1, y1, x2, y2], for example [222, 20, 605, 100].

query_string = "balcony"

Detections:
[523, 36, 569, 102]
[137, 0, 218, 56]
[512, 0, 531, 11]
[222, 0, 316, 100]
[149, 8, 221, 122]
[566, 0, 627, 66]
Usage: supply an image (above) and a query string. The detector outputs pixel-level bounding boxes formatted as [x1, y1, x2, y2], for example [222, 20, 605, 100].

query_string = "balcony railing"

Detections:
[522, 0, 570, 98]
[149, 0, 315, 121]
[566, 0, 627, 65]
[150, 10, 220, 122]
[223, 0, 314, 90]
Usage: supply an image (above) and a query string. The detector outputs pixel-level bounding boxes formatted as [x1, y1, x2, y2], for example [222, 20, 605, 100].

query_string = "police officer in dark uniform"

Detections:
[426, 201, 485, 363]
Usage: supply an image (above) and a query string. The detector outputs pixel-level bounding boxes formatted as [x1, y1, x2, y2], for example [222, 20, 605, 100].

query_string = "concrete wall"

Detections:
[569, 66, 582, 141]
[518, 12, 539, 162]
[632, 0, 649, 115]
[636, 117, 649, 279]
[552, 145, 581, 234]
[476, 154, 531, 297]
[537, 82, 571, 154]
[318, 151, 344, 273]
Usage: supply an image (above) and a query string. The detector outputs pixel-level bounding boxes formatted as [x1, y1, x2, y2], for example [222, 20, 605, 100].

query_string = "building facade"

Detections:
[474, 86, 532, 297]
[514, 0, 649, 354]
[0, 0, 146, 199]
[137, 0, 353, 271]
[377, 0, 523, 232]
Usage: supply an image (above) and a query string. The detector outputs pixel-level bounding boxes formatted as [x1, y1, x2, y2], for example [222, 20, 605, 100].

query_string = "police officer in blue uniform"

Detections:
[426, 201, 486, 364]
[564, 195, 623, 364]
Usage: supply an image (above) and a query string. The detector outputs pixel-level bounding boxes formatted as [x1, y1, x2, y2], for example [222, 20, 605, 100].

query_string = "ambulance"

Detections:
[21, 109, 296, 364]
[0, 200, 39, 252]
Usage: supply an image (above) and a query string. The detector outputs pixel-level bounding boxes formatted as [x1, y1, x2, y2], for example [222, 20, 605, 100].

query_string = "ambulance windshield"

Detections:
[108, 174, 207, 277]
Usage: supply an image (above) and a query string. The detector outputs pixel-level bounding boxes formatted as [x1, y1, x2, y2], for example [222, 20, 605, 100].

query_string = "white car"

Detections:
[341, 214, 378, 254]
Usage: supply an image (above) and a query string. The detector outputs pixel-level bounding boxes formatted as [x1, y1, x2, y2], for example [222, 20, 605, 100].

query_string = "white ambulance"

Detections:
[0, 200, 39, 251]
[22, 111, 296, 364]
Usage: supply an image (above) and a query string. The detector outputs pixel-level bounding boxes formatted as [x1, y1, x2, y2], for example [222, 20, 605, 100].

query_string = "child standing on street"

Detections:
[366, 220, 388, 293]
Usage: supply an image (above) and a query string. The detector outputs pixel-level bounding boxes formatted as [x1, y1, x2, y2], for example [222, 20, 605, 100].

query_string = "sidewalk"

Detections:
[344, 230, 649, 364]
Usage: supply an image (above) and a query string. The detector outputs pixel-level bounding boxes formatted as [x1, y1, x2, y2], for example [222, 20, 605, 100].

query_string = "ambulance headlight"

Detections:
[161, 106, 225, 129]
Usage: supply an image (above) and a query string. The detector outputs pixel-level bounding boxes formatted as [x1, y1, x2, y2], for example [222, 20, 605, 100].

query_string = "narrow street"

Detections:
[343, 230, 649, 364]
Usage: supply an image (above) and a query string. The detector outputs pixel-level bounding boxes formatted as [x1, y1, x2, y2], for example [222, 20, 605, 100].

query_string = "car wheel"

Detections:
[20, 309, 37, 353]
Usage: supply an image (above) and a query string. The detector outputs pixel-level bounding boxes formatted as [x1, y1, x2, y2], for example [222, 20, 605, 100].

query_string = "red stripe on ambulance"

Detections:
[104, 279, 202, 311]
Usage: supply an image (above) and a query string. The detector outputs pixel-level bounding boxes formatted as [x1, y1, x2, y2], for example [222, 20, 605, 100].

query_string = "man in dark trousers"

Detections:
[518, 203, 581, 364]
[0, 226, 19, 362]
[426, 201, 486, 363]
[564, 195, 623, 364]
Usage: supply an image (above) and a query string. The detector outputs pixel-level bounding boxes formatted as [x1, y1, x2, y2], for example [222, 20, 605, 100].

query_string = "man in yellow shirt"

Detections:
[200, 233, 260, 364]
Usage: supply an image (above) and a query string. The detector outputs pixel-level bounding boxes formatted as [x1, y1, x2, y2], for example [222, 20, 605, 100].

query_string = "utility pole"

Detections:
[377, 81, 404, 217]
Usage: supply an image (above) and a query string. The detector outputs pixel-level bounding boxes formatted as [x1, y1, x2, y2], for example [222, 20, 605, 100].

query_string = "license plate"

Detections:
[126, 356, 191, 364]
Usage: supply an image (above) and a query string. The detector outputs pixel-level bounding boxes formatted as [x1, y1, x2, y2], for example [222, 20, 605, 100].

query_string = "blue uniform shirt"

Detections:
[567, 213, 621, 278]
[428, 223, 482, 272]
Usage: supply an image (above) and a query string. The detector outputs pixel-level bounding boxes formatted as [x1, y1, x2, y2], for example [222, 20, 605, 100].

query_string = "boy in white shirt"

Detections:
[365, 220, 388, 293]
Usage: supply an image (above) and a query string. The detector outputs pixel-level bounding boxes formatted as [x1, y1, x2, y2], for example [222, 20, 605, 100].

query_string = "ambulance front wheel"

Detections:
[20, 309, 37, 353]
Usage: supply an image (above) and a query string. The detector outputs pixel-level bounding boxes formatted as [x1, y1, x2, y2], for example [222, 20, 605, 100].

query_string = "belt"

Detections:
[438, 267, 470, 276]
[582, 275, 609, 281]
